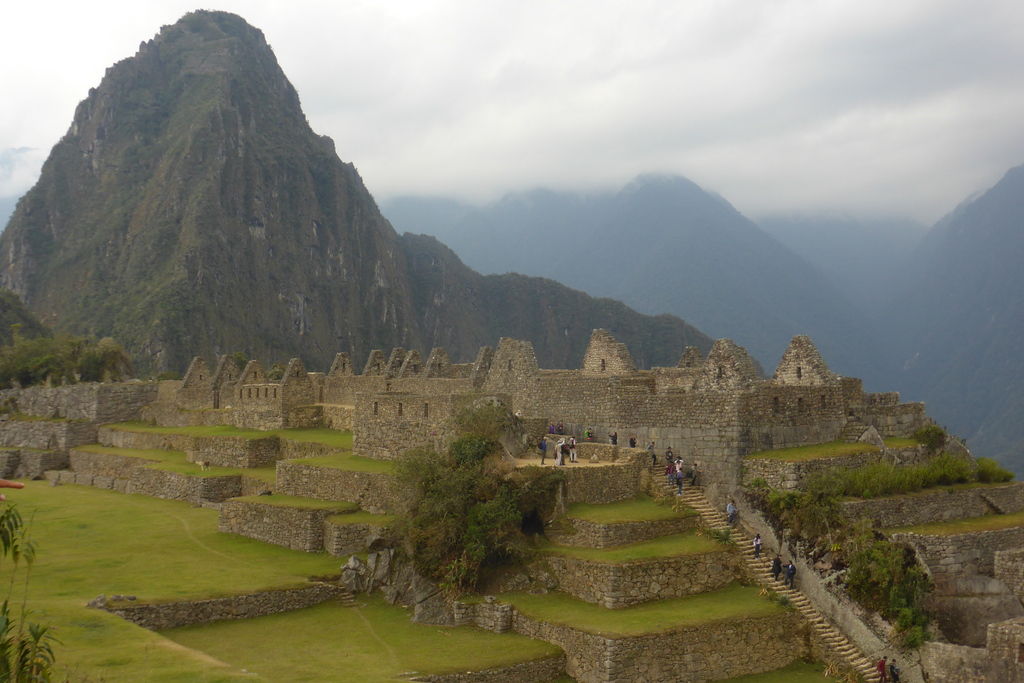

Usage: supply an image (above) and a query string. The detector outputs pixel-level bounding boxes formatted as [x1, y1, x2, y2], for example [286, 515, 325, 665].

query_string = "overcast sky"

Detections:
[2, 1, 1024, 224]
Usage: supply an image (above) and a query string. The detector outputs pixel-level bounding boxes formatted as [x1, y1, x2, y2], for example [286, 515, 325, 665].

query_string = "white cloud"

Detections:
[2, 0, 1023, 222]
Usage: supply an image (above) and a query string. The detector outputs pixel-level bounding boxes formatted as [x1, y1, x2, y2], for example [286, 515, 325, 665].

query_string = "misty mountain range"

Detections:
[382, 166, 1024, 475]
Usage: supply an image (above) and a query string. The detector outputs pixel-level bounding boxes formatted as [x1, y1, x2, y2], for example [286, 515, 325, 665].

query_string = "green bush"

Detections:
[450, 436, 497, 468]
[914, 425, 947, 452]
[0, 333, 133, 387]
[976, 457, 1014, 483]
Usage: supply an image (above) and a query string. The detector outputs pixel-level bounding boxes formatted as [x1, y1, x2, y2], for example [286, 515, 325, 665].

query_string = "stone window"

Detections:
[373, 401, 378, 415]
[273, 388, 277, 398]
[797, 397, 804, 412]
[423, 403, 429, 418]
[1018, 643, 1024, 663]
[398, 403, 404, 417]
[239, 389, 243, 399]
[717, 366, 724, 379]
[796, 366, 802, 380]
[507, 360, 513, 371]
[247, 388, 252, 399]
[600, 359, 606, 372]
[772, 397, 780, 413]
[820, 395, 826, 408]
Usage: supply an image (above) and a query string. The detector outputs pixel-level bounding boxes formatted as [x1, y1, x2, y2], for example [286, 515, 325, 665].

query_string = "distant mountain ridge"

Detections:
[384, 174, 892, 388]
[0, 11, 712, 374]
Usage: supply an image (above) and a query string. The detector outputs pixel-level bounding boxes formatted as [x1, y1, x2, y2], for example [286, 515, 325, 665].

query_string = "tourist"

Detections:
[556, 438, 566, 466]
[585, 427, 593, 441]
[539, 436, 548, 465]
[876, 657, 889, 683]
[690, 462, 699, 487]
[568, 435, 577, 463]
[771, 555, 782, 582]
[648, 441, 657, 467]
[889, 659, 900, 683]
[548, 423, 555, 434]
[726, 500, 737, 525]
[753, 534, 762, 560]
[674, 459, 686, 495]
[665, 447, 674, 466]
[556, 421, 564, 435]
[629, 435, 637, 449]
[608, 431, 618, 445]
[664, 461, 675, 485]
[785, 561, 796, 589]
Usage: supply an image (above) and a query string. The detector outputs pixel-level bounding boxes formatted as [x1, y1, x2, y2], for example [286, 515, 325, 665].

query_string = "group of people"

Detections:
[537, 435, 577, 466]
[877, 656, 901, 682]
[769, 553, 798, 589]
[663, 452, 699, 495]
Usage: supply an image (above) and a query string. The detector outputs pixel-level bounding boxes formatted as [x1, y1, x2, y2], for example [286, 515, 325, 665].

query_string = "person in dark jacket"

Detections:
[771, 555, 782, 582]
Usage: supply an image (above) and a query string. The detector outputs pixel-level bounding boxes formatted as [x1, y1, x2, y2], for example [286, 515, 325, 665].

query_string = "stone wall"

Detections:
[0, 417, 97, 451]
[891, 527, 1024, 578]
[556, 515, 699, 548]
[218, 499, 350, 551]
[127, 468, 242, 505]
[188, 435, 281, 468]
[985, 618, 1024, 683]
[99, 426, 191, 450]
[995, 549, 1024, 603]
[0, 382, 159, 423]
[545, 548, 742, 608]
[920, 643, 988, 683]
[106, 583, 344, 630]
[321, 404, 354, 430]
[742, 447, 925, 491]
[563, 461, 646, 505]
[0, 448, 68, 479]
[842, 483, 1024, 528]
[323, 517, 394, 556]
[352, 392, 460, 460]
[511, 609, 807, 683]
[412, 656, 566, 683]
[275, 460, 397, 514]
[69, 448, 158, 478]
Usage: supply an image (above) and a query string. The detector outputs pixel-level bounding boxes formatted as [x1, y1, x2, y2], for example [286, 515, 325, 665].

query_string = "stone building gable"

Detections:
[398, 350, 424, 378]
[696, 340, 760, 391]
[470, 346, 494, 388]
[281, 358, 309, 386]
[211, 355, 240, 389]
[327, 353, 354, 379]
[384, 348, 406, 379]
[678, 347, 704, 369]
[181, 357, 212, 389]
[238, 360, 267, 385]
[580, 329, 638, 375]
[362, 350, 386, 376]
[424, 348, 453, 378]
[772, 335, 836, 386]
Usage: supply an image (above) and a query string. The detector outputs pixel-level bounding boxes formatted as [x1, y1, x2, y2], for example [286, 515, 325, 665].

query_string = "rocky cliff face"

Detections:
[0, 11, 711, 373]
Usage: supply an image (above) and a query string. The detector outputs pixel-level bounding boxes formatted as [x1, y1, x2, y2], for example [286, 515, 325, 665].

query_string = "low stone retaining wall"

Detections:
[511, 608, 806, 683]
[128, 468, 242, 505]
[545, 549, 742, 608]
[564, 462, 645, 505]
[742, 447, 924, 491]
[219, 499, 350, 551]
[188, 435, 281, 468]
[99, 427, 191, 451]
[279, 439, 339, 460]
[324, 517, 394, 556]
[106, 583, 344, 630]
[275, 460, 396, 514]
[842, 483, 1024, 528]
[0, 448, 68, 479]
[69, 448, 158, 479]
[0, 418, 97, 452]
[1, 382, 159, 423]
[920, 642, 987, 683]
[557, 515, 699, 548]
[995, 548, 1024, 603]
[412, 656, 566, 683]
[890, 526, 1024, 578]
[321, 404, 354, 431]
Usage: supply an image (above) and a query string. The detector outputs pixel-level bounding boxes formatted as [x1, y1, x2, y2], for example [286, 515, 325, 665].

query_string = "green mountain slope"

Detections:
[0, 11, 712, 373]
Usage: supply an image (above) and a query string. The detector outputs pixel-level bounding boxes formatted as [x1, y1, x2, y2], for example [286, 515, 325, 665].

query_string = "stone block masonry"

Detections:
[0, 417, 97, 452]
[411, 656, 567, 683]
[275, 460, 397, 514]
[127, 468, 242, 505]
[545, 548, 743, 608]
[105, 583, 344, 630]
[890, 526, 1024, 578]
[0, 448, 68, 479]
[563, 461, 645, 505]
[218, 499, 351, 551]
[0, 382, 159, 424]
[742, 447, 925, 491]
[556, 515, 699, 548]
[995, 549, 1024, 603]
[842, 483, 1024, 528]
[323, 517, 394, 557]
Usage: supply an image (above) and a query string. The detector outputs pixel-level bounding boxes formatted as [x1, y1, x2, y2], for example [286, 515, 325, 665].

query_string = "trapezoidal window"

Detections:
[507, 360, 513, 371]
[600, 359, 606, 372]
[373, 401, 378, 415]
[820, 395, 826, 409]
[772, 397, 780, 413]
[423, 403, 429, 418]
[1018, 643, 1024, 663]
[796, 366, 802, 380]
[717, 366, 724, 379]
[398, 403, 404, 417]
[797, 397, 805, 412]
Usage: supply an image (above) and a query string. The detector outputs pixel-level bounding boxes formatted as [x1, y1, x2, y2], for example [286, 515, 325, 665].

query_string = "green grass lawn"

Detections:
[747, 441, 879, 462]
[500, 583, 782, 637]
[290, 451, 394, 473]
[884, 437, 918, 450]
[0, 482, 560, 682]
[105, 422, 353, 449]
[888, 510, 1024, 536]
[566, 494, 696, 524]
[163, 595, 560, 682]
[228, 494, 358, 512]
[720, 660, 839, 682]
[544, 530, 721, 563]
[73, 444, 277, 482]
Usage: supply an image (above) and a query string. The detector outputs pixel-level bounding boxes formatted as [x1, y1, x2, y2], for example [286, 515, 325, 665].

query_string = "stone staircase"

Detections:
[679, 486, 881, 682]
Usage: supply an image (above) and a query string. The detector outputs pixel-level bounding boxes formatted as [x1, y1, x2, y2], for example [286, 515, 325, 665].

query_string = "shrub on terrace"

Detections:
[976, 457, 1014, 483]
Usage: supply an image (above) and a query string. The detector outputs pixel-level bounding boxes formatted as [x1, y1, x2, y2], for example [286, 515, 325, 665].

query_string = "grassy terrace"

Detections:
[888, 510, 1024, 536]
[747, 438, 919, 462]
[498, 583, 781, 637]
[544, 530, 721, 563]
[566, 494, 696, 523]
[73, 444, 278, 482]
[229, 494, 358, 512]
[0, 482, 558, 682]
[289, 451, 393, 473]
[104, 422, 354, 450]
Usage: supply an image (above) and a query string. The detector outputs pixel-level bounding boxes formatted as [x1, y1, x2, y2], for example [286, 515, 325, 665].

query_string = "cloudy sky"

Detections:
[2, 0, 1023, 224]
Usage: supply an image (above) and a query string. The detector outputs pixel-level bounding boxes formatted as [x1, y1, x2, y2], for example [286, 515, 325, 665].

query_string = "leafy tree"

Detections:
[0, 332, 133, 389]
